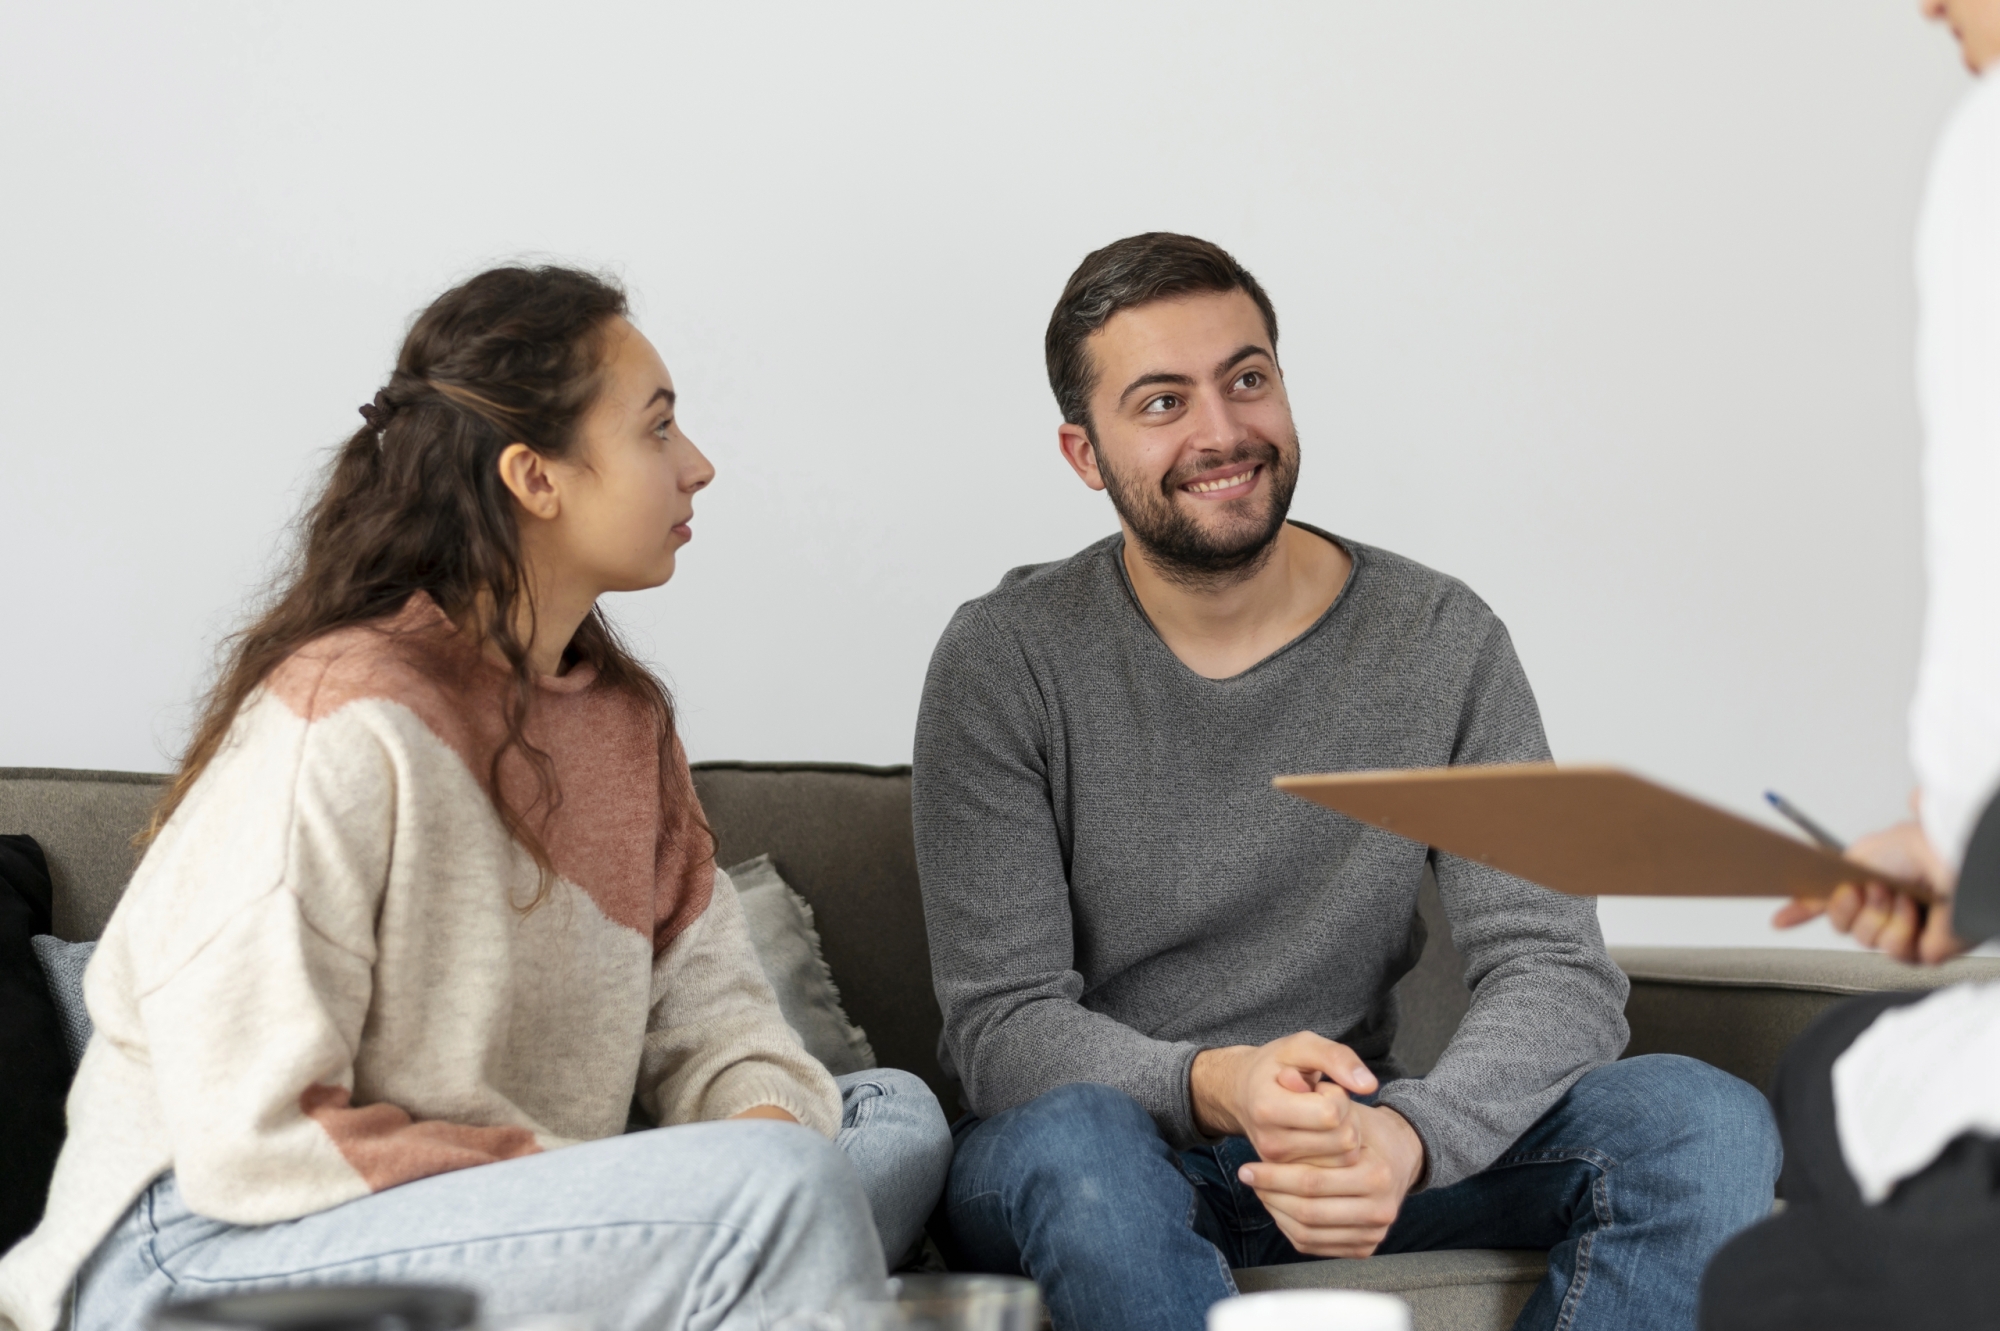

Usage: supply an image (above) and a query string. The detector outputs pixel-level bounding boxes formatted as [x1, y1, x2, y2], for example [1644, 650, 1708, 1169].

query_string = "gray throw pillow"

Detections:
[30, 936, 95, 1070]
[726, 855, 877, 1076]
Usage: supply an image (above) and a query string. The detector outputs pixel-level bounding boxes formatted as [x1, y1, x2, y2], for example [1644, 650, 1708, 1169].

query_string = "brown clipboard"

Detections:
[1273, 763, 1930, 902]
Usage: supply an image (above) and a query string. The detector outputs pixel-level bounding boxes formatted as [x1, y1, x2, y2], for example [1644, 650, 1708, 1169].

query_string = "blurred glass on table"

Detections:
[1207, 1289, 1411, 1331]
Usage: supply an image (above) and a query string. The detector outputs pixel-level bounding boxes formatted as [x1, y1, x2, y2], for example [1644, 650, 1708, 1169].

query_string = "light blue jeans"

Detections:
[75, 1070, 951, 1331]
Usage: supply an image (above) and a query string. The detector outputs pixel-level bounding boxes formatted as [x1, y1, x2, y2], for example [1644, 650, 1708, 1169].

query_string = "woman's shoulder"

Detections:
[263, 593, 483, 730]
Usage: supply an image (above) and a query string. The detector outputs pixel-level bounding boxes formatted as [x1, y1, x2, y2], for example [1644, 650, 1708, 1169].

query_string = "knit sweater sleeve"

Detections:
[637, 866, 843, 1137]
[1373, 618, 1631, 1190]
[95, 692, 540, 1225]
[914, 602, 1207, 1146]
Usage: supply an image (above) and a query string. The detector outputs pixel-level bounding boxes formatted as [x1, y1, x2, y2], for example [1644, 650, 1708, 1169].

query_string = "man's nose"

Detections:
[1188, 389, 1247, 453]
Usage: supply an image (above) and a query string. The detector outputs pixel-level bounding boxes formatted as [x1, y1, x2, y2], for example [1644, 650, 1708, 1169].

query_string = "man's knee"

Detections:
[1002, 1081, 1159, 1160]
[1641, 1054, 1775, 1135]
[942, 1082, 1191, 1280]
[1579, 1055, 1781, 1192]
[952, 1082, 1166, 1196]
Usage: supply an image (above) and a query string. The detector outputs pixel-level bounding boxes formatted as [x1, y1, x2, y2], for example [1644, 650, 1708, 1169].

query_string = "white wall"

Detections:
[0, 2, 1972, 948]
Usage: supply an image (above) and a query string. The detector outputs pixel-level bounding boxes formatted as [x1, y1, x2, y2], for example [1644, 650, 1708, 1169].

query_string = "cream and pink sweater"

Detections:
[0, 596, 840, 1331]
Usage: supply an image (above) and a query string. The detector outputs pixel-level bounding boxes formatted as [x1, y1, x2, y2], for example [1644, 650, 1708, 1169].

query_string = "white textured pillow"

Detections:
[727, 855, 877, 1076]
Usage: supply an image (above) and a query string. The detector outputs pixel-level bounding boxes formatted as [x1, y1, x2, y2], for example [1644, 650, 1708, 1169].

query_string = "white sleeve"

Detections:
[1911, 71, 2000, 868]
[1832, 74, 2000, 1209]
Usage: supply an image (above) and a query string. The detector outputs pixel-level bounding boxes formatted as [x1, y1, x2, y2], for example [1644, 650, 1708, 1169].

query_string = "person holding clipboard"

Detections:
[1701, 3, 2000, 1327]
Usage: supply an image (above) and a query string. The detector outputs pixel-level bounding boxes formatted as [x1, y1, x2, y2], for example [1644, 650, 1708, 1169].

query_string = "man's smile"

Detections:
[1181, 462, 1262, 499]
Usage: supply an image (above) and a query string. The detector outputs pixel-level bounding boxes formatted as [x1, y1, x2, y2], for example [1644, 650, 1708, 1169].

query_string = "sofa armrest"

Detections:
[1609, 947, 2000, 1094]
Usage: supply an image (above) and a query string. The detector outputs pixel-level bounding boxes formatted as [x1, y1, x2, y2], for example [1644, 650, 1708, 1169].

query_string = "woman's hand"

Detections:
[731, 1105, 799, 1124]
[1773, 813, 1966, 964]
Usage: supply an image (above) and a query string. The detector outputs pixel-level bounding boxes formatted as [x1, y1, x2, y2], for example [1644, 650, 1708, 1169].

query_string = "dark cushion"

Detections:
[691, 762, 953, 1106]
[0, 835, 73, 1251]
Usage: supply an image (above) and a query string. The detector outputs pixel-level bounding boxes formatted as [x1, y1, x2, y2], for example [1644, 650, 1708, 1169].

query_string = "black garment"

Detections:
[1700, 990, 2000, 1330]
[1949, 785, 2000, 944]
[0, 834, 72, 1252]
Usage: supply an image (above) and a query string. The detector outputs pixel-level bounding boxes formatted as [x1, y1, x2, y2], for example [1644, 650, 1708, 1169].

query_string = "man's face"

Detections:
[1059, 289, 1300, 584]
[1922, 0, 2000, 72]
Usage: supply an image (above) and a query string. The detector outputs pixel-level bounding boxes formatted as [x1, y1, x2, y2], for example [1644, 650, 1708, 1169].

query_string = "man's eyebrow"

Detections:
[1115, 345, 1274, 409]
[1117, 371, 1195, 408]
[1215, 344, 1272, 376]
[644, 387, 677, 411]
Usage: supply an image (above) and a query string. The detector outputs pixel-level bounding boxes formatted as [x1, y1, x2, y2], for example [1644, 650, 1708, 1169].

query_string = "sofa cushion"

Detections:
[728, 854, 877, 1075]
[0, 769, 164, 942]
[690, 762, 951, 1106]
[0, 835, 73, 1252]
[1235, 1249, 1542, 1330]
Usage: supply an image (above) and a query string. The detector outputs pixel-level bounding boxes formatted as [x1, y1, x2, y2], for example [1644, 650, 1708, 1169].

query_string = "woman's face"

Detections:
[1922, 0, 2000, 72]
[553, 318, 716, 595]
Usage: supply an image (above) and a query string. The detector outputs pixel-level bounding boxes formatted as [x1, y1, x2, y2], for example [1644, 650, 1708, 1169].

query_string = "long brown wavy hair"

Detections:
[144, 265, 697, 902]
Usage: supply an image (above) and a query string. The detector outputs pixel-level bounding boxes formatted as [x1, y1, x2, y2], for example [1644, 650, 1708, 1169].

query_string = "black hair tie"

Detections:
[357, 389, 398, 433]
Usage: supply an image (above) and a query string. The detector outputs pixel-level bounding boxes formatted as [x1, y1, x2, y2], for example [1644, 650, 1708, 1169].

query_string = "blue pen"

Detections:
[1763, 791, 1845, 852]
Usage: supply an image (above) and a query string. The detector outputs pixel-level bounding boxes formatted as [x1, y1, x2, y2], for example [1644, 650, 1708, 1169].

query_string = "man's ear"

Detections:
[1057, 423, 1108, 493]
[496, 443, 561, 520]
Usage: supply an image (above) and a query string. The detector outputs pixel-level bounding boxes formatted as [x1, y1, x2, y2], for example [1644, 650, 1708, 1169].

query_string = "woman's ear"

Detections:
[496, 443, 561, 520]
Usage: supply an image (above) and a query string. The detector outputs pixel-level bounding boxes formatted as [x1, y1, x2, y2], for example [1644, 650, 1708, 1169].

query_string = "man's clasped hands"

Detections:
[1190, 1033, 1427, 1258]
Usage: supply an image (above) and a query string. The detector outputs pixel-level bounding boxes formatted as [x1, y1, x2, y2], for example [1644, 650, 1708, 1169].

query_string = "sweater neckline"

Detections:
[1107, 521, 1362, 687]
[391, 592, 602, 694]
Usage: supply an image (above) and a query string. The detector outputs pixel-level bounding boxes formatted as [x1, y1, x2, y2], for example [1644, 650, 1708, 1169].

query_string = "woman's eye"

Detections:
[653, 418, 674, 440]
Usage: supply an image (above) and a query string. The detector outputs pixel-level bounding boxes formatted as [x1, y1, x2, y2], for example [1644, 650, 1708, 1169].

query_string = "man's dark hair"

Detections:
[1044, 232, 1279, 432]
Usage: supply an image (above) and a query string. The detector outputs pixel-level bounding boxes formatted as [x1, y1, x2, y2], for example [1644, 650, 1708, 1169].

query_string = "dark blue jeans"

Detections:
[938, 1055, 1780, 1331]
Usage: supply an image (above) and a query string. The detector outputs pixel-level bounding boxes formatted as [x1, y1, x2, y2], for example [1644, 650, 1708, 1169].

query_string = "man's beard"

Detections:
[1097, 436, 1301, 589]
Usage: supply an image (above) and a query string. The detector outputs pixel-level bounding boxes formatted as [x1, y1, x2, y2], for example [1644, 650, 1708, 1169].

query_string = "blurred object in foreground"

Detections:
[150, 1285, 478, 1331]
[1208, 1288, 1412, 1331]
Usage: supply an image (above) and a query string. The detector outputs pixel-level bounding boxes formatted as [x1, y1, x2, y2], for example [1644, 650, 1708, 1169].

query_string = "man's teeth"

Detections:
[1186, 470, 1255, 494]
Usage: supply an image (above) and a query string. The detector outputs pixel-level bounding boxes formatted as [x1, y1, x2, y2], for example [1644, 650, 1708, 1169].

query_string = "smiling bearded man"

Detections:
[911, 233, 1781, 1331]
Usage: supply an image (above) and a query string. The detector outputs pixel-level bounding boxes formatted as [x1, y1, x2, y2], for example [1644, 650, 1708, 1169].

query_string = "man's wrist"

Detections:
[1371, 1102, 1427, 1192]
[1190, 1046, 1250, 1138]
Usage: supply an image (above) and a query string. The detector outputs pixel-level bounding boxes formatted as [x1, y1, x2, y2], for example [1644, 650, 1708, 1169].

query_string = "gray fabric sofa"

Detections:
[9, 762, 2000, 1331]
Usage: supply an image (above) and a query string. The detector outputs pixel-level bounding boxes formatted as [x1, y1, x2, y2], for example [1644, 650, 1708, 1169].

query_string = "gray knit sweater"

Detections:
[912, 528, 1630, 1190]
